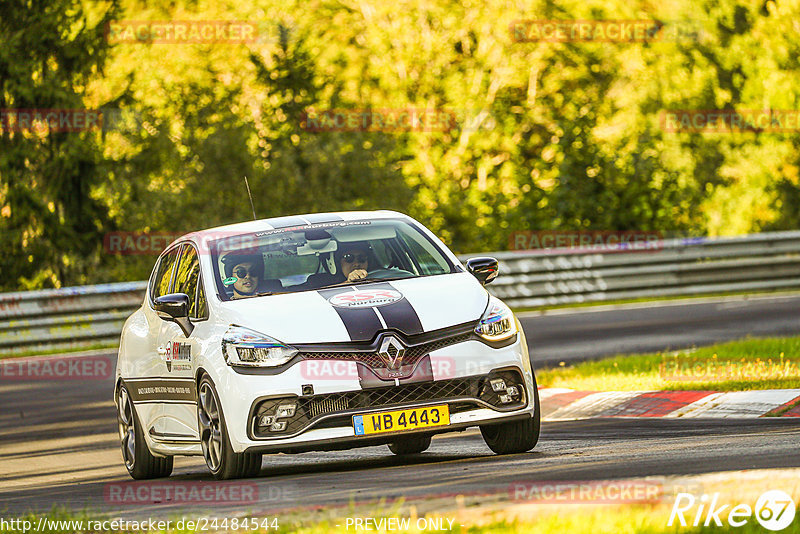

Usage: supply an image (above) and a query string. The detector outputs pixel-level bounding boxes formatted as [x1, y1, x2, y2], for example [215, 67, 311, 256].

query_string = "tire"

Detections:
[197, 376, 262, 480]
[117, 384, 173, 479]
[480, 380, 541, 455]
[388, 435, 432, 455]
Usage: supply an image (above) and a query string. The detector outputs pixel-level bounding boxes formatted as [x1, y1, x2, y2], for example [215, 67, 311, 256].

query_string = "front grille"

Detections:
[298, 332, 472, 369]
[312, 397, 351, 418]
[251, 369, 527, 439]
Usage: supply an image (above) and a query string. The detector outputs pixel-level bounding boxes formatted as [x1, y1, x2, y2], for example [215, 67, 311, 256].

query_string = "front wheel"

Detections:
[197, 376, 262, 480]
[388, 435, 431, 455]
[117, 384, 173, 479]
[480, 383, 540, 455]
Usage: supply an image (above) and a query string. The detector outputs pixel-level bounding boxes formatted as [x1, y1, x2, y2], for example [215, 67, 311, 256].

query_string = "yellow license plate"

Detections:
[353, 405, 450, 436]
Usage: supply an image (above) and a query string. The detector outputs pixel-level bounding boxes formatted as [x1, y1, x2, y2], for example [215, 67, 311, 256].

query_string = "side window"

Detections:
[151, 247, 180, 300]
[174, 244, 200, 317]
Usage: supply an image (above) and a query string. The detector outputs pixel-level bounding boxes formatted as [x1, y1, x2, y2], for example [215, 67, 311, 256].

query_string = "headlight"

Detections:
[221, 325, 298, 368]
[475, 297, 518, 341]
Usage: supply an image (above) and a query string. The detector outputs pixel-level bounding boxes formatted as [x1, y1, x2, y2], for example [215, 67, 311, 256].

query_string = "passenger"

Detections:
[222, 253, 263, 299]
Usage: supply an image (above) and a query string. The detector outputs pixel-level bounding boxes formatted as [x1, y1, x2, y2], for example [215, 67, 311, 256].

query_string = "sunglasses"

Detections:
[342, 253, 367, 263]
[234, 268, 257, 278]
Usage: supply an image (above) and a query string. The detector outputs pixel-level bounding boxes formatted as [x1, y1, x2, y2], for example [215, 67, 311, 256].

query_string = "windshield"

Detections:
[211, 219, 455, 301]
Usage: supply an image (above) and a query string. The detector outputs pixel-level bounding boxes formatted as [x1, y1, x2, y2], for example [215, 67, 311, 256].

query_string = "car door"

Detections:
[153, 243, 204, 442]
[129, 245, 181, 441]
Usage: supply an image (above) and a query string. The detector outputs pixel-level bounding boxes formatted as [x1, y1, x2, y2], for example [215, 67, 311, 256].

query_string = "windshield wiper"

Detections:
[250, 290, 291, 297]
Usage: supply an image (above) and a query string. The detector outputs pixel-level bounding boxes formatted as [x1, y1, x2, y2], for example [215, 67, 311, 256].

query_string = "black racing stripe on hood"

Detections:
[302, 213, 344, 223]
[318, 287, 384, 341]
[366, 282, 424, 336]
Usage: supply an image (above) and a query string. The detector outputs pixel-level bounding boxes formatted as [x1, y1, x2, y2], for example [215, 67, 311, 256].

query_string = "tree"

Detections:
[0, 0, 120, 290]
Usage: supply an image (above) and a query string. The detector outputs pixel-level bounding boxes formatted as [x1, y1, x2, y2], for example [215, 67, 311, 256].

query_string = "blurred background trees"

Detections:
[1, 0, 799, 290]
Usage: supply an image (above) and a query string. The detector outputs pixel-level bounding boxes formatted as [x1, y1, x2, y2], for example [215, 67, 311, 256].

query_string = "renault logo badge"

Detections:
[377, 336, 406, 370]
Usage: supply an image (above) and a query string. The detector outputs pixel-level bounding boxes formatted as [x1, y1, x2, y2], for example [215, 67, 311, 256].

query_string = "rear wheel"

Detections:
[480, 380, 541, 455]
[388, 435, 431, 455]
[197, 376, 262, 479]
[117, 384, 173, 479]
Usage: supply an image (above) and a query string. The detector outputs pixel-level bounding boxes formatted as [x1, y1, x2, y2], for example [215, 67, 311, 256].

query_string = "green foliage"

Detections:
[2, 0, 800, 289]
[0, 0, 120, 289]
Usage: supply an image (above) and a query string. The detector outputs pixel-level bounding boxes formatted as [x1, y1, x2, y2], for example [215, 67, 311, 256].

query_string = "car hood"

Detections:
[217, 272, 489, 343]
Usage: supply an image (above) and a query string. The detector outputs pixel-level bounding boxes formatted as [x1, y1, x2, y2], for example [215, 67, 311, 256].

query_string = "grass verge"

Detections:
[4, 470, 800, 533]
[512, 288, 800, 314]
[0, 498, 793, 534]
[537, 335, 800, 392]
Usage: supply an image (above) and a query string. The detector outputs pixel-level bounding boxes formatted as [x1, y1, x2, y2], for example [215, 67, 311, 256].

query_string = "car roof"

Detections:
[167, 210, 411, 250]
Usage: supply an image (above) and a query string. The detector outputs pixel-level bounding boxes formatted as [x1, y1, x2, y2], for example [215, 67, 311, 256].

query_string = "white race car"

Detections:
[115, 211, 539, 479]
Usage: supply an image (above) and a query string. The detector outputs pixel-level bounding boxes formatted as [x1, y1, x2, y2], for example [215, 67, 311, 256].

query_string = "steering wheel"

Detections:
[363, 268, 414, 280]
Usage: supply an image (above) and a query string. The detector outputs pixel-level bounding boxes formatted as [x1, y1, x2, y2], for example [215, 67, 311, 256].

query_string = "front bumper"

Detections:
[215, 330, 536, 453]
[250, 367, 527, 438]
[243, 411, 533, 454]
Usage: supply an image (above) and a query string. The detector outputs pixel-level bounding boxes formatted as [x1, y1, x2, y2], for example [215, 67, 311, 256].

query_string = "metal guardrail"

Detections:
[0, 282, 147, 355]
[464, 231, 800, 308]
[1, 232, 799, 355]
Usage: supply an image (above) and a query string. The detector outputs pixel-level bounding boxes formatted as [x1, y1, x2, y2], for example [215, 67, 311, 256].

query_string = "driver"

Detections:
[336, 243, 372, 282]
[222, 253, 263, 299]
[299, 243, 377, 290]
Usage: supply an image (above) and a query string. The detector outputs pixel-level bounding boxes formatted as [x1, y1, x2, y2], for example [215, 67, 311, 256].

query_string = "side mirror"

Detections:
[154, 293, 194, 337]
[466, 257, 499, 285]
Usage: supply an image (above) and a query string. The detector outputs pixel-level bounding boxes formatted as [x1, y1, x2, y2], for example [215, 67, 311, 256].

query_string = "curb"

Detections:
[539, 388, 800, 420]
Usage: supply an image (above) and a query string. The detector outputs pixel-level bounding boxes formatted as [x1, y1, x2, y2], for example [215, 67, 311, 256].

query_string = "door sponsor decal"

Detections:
[124, 378, 197, 402]
[162, 342, 192, 372]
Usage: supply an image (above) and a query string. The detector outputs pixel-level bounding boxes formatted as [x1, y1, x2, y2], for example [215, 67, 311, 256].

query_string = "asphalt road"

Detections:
[521, 294, 800, 367]
[3, 373, 800, 520]
[3, 295, 800, 521]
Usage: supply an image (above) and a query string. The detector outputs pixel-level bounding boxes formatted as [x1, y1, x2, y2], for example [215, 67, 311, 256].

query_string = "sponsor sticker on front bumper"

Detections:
[352, 405, 450, 436]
